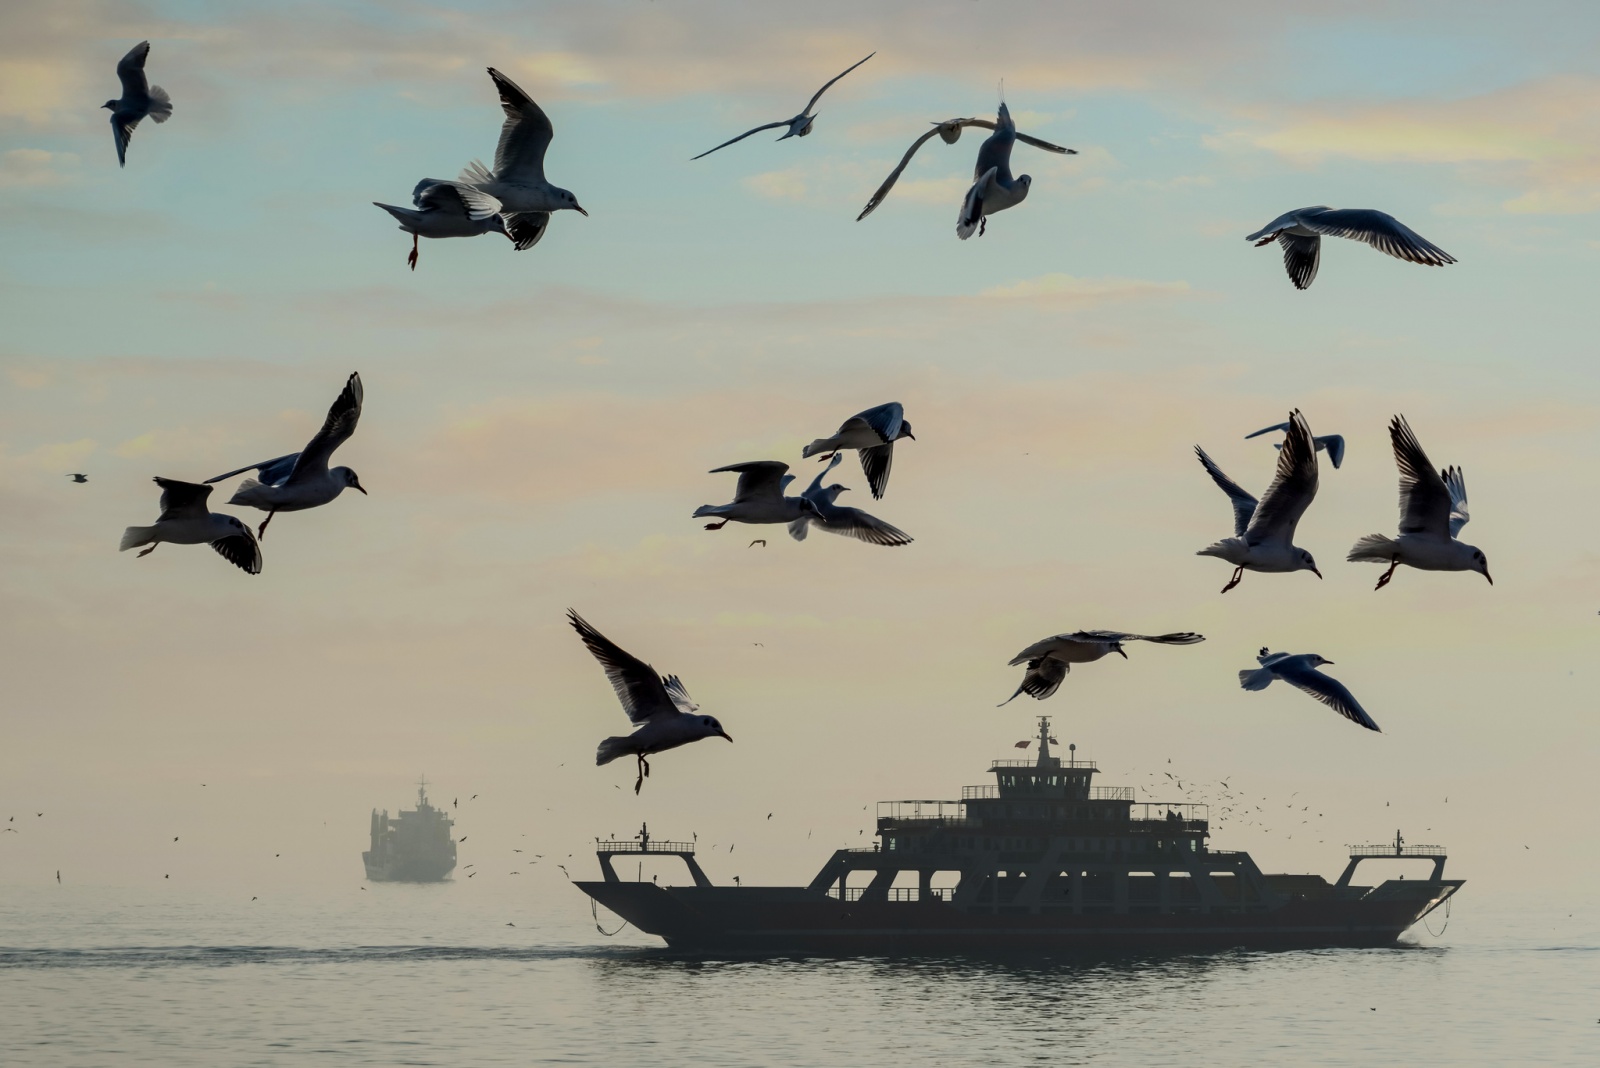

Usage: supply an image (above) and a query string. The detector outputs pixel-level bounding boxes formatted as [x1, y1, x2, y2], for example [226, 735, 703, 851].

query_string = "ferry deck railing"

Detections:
[596, 840, 697, 854]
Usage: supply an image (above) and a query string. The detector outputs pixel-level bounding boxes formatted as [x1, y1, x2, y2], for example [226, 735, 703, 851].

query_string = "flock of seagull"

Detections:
[96, 43, 1486, 793]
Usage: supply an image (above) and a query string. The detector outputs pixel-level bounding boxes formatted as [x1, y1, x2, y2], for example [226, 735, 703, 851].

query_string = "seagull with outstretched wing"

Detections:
[568, 610, 732, 793]
[204, 373, 366, 539]
[787, 454, 913, 547]
[1246, 207, 1455, 290]
[120, 478, 261, 574]
[1195, 409, 1322, 593]
[1001, 630, 1205, 705]
[102, 42, 172, 168]
[801, 402, 914, 499]
[1240, 648, 1380, 732]
[692, 53, 875, 160]
[1347, 415, 1490, 589]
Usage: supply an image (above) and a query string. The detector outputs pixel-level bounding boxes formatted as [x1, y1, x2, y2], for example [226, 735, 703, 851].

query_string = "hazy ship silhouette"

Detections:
[363, 777, 457, 882]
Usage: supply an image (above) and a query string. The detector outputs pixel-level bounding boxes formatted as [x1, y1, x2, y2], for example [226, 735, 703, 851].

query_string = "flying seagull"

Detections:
[788, 454, 913, 546]
[1240, 648, 1380, 732]
[1001, 630, 1205, 705]
[120, 477, 262, 574]
[1245, 207, 1455, 290]
[67, 473, 88, 483]
[204, 372, 366, 539]
[1348, 415, 1490, 589]
[857, 115, 1073, 221]
[451, 68, 587, 252]
[801, 402, 914, 499]
[567, 609, 732, 794]
[691, 52, 875, 160]
[694, 461, 822, 530]
[103, 41, 172, 168]
[373, 179, 509, 270]
[959, 103, 1039, 238]
[1195, 409, 1321, 593]
[1245, 422, 1345, 469]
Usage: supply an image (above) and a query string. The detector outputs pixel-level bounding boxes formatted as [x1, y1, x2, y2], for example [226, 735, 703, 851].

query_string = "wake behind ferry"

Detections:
[576, 717, 1461, 953]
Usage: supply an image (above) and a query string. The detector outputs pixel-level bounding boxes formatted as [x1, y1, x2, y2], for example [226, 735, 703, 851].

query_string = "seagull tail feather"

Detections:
[147, 85, 172, 121]
[800, 438, 834, 459]
[691, 504, 721, 519]
[596, 736, 633, 766]
[1347, 533, 1399, 563]
[1195, 540, 1237, 560]
[1239, 668, 1274, 692]
[119, 526, 156, 552]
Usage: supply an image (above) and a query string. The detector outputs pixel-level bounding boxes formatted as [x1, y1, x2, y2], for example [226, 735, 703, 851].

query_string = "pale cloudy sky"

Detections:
[1, 0, 1597, 905]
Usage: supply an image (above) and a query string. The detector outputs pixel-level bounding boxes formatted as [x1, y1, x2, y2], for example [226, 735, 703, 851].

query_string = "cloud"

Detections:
[744, 169, 808, 201]
[980, 273, 1191, 302]
[1205, 76, 1600, 214]
[0, 148, 77, 188]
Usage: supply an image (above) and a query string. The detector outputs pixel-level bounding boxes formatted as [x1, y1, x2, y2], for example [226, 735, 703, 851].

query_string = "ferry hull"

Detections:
[576, 881, 1461, 954]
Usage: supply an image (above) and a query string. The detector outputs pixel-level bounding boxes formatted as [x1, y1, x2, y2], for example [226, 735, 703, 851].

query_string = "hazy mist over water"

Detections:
[1, 886, 1594, 1066]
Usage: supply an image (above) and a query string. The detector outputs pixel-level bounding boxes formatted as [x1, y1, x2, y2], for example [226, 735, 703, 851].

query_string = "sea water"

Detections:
[0, 883, 1592, 1066]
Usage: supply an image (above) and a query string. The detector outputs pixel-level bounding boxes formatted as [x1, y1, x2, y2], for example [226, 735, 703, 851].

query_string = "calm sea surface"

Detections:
[1, 884, 1592, 1066]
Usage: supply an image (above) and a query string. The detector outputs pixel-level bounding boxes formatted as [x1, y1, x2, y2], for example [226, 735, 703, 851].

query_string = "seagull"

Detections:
[958, 103, 1039, 239]
[1348, 415, 1490, 589]
[1245, 207, 1456, 290]
[567, 610, 732, 794]
[203, 372, 365, 539]
[801, 402, 914, 499]
[858, 115, 1073, 221]
[373, 179, 510, 270]
[450, 68, 587, 252]
[694, 461, 822, 530]
[103, 41, 172, 168]
[1000, 630, 1206, 705]
[1245, 422, 1345, 469]
[691, 53, 875, 160]
[1195, 409, 1321, 593]
[1240, 648, 1380, 732]
[120, 478, 262, 574]
[67, 473, 88, 483]
[787, 454, 912, 546]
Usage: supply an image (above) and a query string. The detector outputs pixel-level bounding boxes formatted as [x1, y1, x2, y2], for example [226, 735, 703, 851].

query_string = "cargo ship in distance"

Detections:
[577, 717, 1462, 953]
[363, 777, 457, 882]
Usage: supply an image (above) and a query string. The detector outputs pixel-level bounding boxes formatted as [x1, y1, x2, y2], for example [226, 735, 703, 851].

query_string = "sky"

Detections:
[1, 0, 1598, 908]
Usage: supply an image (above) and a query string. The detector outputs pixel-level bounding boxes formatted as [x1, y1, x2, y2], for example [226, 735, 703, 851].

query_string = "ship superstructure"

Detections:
[577, 718, 1462, 952]
[363, 776, 457, 883]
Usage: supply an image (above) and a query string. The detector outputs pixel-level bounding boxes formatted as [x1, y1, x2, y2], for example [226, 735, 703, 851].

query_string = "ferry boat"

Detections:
[576, 718, 1461, 953]
[362, 777, 457, 882]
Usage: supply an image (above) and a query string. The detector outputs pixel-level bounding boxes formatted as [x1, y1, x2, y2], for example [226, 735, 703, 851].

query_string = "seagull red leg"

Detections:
[137, 545, 157, 558]
[257, 511, 276, 539]
[1374, 557, 1400, 590]
[1220, 566, 1244, 594]
[408, 233, 418, 271]
[703, 520, 728, 530]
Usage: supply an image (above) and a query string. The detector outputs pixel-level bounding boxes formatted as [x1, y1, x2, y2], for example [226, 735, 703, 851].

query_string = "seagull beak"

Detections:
[574, 204, 589, 217]
[718, 729, 733, 743]
[354, 481, 368, 496]
[1323, 660, 1335, 666]
[1311, 567, 1323, 579]
[1483, 570, 1493, 585]
[1115, 646, 1128, 659]
[905, 431, 916, 441]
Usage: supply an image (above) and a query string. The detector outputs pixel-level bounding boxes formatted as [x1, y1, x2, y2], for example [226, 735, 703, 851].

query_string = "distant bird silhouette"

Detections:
[204, 372, 365, 539]
[692, 53, 874, 160]
[1246, 206, 1455, 289]
[749, 539, 766, 548]
[569, 609, 732, 793]
[67, 473, 88, 483]
[103, 41, 172, 167]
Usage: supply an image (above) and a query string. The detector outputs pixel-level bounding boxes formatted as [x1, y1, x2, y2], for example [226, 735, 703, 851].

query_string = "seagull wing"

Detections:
[567, 610, 676, 724]
[709, 461, 790, 504]
[1245, 409, 1318, 546]
[413, 180, 472, 217]
[1319, 434, 1346, 469]
[287, 373, 362, 482]
[858, 443, 895, 500]
[1389, 415, 1452, 539]
[210, 531, 263, 575]
[1000, 655, 1069, 705]
[110, 111, 141, 168]
[1278, 659, 1381, 732]
[815, 504, 913, 547]
[1244, 422, 1291, 440]
[1277, 232, 1321, 290]
[204, 453, 300, 487]
[802, 51, 875, 114]
[691, 121, 792, 161]
[801, 453, 843, 500]
[485, 68, 554, 183]
[1300, 208, 1456, 267]
[503, 211, 551, 251]
[1194, 446, 1258, 537]
[854, 401, 904, 442]
[1442, 465, 1470, 538]
[154, 477, 212, 521]
[1015, 131, 1075, 154]
[1076, 630, 1207, 646]
[116, 41, 152, 98]
[856, 123, 956, 221]
[662, 674, 699, 714]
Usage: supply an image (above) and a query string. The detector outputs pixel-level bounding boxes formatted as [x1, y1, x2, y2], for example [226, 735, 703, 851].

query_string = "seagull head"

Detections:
[1468, 546, 1492, 584]
[101, 100, 118, 111]
[780, 115, 815, 141]
[1297, 549, 1321, 578]
[1308, 655, 1334, 668]
[337, 467, 367, 495]
[698, 716, 733, 743]
[897, 420, 915, 442]
[822, 484, 849, 503]
[553, 187, 587, 216]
